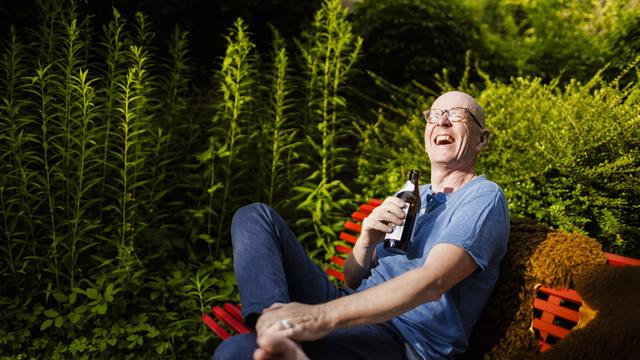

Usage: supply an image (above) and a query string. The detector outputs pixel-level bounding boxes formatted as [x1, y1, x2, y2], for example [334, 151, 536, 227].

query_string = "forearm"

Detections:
[325, 266, 441, 327]
[328, 243, 478, 329]
[343, 234, 376, 288]
[344, 196, 404, 288]
[255, 244, 477, 342]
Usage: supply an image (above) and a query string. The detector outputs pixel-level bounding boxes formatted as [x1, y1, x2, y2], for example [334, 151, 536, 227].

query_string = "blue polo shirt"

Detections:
[356, 176, 509, 359]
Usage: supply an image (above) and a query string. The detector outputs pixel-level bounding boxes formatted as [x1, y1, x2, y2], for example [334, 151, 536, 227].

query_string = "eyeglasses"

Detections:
[423, 107, 483, 128]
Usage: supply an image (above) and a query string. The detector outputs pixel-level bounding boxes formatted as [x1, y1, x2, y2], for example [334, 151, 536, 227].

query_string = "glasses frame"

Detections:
[423, 107, 483, 128]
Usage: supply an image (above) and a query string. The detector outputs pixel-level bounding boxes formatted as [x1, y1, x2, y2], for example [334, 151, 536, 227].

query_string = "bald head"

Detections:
[431, 91, 484, 128]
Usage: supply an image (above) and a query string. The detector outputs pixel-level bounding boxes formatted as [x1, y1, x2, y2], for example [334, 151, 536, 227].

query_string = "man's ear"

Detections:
[477, 128, 490, 151]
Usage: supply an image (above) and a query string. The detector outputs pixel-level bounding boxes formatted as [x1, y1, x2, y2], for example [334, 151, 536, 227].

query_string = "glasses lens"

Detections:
[426, 109, 442, 123]
[448, 108, 466, 122]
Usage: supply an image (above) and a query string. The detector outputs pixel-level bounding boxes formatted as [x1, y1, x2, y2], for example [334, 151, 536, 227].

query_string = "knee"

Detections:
[212, 334, 257, 360]
[231, 203, 272, 238]
[232, 203, 270, 227]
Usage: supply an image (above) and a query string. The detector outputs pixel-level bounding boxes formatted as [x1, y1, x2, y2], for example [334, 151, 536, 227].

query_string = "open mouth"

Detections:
[434, 135, 454, 145]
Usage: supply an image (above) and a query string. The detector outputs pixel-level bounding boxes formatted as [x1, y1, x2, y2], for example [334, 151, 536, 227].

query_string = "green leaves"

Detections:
[477, 71, 640, 257]
[292, 0, 362, 254]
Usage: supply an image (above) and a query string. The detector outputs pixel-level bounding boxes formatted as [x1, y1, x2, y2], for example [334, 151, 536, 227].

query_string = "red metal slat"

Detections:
[335, 244, 352, 254]
[537, 340, 552, 352]
[223, 303, 243, 322]
[534, 298, 579, 323]
[344, 220, 362, 233]
[212, 306, 251, 334]
[538, 286, 583, 304]
[605, 252, 640, 267]
[331, 256, 345, 267]
[360, 203, 375, 214]
[369, 198, 382, 206]
[202, 314, 231, 340]
[538, 294, 561, 341]
[351, 211, 367, 222]
[339, 232, 358, 244]
[325, 267, 345, 282]
[532, 318, 571, 339]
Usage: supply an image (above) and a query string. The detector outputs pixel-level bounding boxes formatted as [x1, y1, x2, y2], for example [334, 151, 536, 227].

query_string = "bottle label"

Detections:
[397, 180, 415, 193]
[384, 205, 408, 240]
[384, 180, 414, 240]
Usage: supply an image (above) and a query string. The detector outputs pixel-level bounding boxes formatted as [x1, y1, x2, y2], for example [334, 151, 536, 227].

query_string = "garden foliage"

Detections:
[0, 0, 639, 358]
[0, 0, 361, 358]
[352, 0, 640, 86]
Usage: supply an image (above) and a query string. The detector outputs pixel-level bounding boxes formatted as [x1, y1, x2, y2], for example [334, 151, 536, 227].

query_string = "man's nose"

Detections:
[435, 113, 452, 126]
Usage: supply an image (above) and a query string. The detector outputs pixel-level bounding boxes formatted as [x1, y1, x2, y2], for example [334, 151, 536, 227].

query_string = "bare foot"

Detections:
[253, 335, 309, 360]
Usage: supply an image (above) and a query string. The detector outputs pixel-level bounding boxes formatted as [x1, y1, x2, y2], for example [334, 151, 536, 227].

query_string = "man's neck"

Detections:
[430, 169, 478, 194]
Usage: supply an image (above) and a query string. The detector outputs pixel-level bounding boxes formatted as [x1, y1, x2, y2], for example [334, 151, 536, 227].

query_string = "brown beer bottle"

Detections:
[384, 169, 421, 253]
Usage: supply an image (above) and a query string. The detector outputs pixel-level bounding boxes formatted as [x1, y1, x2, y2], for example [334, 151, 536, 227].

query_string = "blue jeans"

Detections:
[212, 203, 408, 360]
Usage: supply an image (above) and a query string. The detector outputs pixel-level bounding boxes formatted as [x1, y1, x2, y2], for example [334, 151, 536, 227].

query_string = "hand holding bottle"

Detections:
[360, 196, 407, 247]
[361, 170, 421, 253]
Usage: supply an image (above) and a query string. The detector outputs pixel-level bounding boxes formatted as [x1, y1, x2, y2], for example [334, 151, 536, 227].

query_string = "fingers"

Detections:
[380, 197, 407, 224]
[362, 197, 406, 233]
[263, 303, 284, 312]
[254, 335, 308, 360]
[256, 303, 300, 336]
[266, 319, 297, 334]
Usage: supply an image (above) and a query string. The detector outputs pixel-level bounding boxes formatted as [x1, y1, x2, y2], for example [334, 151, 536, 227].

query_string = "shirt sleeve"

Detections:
[436, 188, 509, 272]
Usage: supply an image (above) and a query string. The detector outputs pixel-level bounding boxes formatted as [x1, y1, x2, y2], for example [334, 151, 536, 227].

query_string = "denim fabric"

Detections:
[212, 203, 407, 360]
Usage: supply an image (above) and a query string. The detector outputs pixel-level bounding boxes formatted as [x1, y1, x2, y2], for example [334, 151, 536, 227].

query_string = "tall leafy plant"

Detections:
[0, 27, 39, 296]
[96, 8, 129, 231]
[295, 0, 362, 255]
[260, 30, 303, 210]
[56, 4, 104, 288]
[199, 18, 256, 258]
[149, 26, 193, 255]
[63, 68, 101, 288]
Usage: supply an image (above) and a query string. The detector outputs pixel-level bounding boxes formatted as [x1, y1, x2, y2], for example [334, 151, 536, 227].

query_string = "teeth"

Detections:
[435, 135, 454, 145]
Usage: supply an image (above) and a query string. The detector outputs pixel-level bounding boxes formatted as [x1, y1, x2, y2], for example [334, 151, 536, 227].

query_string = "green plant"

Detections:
[478, 67, 640, 258]
[354, 72, 431, 198]
[0, 27, 38, 300]
[352, 0, 481, 88]
[472, 0, 614, 83]
[294, 0, 362, 257]
[194, 18, 257, 261]
[260, 29, 304, 210]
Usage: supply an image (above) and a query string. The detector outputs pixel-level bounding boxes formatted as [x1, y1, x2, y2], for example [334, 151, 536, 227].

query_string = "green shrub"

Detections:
[478, 69, 640, 258]
[351, 0, 482, 88]
[472, 0, 637, 83]
[604, 3, 640, 77]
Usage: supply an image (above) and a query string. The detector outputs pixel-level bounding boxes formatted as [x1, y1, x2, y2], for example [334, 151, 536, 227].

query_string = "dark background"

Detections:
[0, 0, 323, 73]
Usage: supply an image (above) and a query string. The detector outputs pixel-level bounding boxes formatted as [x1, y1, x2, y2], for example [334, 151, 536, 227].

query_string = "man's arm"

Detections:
[343, 238, 376, 289]
[257, 242, 478, 341]
[343, 196, 406, 288]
